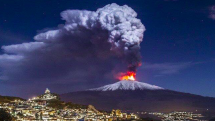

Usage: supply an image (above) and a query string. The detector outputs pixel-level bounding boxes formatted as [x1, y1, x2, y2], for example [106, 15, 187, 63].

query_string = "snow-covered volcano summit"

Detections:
[61, 80, 215, 114]
[90, 80, 164, 91]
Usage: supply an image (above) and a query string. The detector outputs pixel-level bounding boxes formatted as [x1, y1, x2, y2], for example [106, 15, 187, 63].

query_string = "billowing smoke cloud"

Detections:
[0, 3, 145, 93]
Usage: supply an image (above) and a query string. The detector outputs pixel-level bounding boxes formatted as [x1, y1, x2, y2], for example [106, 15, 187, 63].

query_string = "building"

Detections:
[32, 88, 58, 101]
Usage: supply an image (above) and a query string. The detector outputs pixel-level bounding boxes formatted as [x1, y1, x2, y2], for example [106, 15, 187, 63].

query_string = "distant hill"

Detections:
[0, 95, 25, 103]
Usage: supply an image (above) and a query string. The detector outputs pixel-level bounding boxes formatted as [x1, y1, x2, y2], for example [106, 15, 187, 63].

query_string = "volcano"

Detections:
[90, 80, 164, 91]
[60, 80, 215, 115]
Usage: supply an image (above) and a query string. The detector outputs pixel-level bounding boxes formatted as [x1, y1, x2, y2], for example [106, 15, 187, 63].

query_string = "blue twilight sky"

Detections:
[0, 0, 215, 98]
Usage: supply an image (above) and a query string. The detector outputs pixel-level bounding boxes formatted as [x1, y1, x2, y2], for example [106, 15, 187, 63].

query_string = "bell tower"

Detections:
[45, 88, 50, 94]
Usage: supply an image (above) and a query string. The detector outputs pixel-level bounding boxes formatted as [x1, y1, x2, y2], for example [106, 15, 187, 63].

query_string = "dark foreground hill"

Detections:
[0, 95, 25, 103]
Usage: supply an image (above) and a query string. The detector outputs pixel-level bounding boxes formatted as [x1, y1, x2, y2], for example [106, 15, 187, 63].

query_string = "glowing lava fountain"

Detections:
[119, 71, 136, 81]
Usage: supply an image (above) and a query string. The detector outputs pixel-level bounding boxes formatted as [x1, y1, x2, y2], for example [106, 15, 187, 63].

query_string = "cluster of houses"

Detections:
[149, 111, 205, 121]
[0, 88, 138, 121]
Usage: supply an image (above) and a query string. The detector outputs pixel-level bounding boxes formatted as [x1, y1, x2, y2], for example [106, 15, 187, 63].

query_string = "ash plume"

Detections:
[0, 3, 145, 92]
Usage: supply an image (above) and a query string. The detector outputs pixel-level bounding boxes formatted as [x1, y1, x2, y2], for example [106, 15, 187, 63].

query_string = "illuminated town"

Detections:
[0, 88, 209, 121]
[0, 89, 138, 121]
[148, 112, 206, 121]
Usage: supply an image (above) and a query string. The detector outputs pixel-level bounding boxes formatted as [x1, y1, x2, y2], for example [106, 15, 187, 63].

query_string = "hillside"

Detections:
[0, 95, 25, 104]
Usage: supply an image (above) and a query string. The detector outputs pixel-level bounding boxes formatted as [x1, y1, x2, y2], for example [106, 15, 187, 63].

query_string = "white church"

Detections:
[32, 88, 58, 101]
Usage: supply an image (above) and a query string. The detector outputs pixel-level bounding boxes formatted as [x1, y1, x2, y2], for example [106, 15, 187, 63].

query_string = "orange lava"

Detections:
[119, 71, 136, 81]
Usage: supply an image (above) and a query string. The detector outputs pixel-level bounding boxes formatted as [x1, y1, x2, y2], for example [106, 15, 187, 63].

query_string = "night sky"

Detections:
[0, 0, 215, 98]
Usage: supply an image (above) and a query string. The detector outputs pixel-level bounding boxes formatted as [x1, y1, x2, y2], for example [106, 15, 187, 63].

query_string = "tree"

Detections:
[40, 112, 43, 120]
[17, 112, 24, 119]
[35, 113, 39, 120]
[46, 100, 64, 109]
[0, 108, 12, 121]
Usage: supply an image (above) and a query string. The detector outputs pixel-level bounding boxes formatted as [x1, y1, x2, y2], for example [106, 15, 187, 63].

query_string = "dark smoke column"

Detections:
[0, 3, 145, 84]
[35, 3, 145, 73]
[97, 4, 146, 73]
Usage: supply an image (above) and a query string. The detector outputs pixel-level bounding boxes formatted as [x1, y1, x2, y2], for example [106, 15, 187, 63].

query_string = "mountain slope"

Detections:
[90, 80, 164, 91]
[61, 81, 215, 115]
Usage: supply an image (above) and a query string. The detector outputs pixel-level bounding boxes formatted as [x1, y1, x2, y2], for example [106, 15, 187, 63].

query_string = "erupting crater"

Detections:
[90, 71, 163, 91]
[118, 71, 136, 81]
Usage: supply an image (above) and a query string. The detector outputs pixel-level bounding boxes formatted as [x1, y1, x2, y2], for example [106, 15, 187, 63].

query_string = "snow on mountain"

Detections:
[90, 80, 164, 91]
